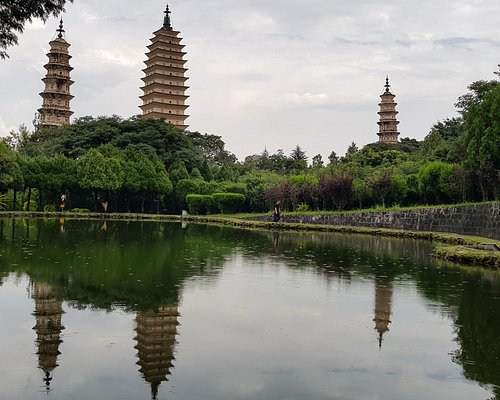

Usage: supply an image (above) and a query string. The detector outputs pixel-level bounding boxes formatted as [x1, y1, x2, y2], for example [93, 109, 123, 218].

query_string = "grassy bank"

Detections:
[1, 210, 499, 269]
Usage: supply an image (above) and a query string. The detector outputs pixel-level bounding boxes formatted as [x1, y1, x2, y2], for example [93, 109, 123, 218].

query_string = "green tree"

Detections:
[418, 130, 451, 162]
[3, 124, 32, 150]
[462, 85, 500, 199]
[430, 118, 464, 141]
[77, 146, 124, 208]
[318, 173, 353, 210]
[368, 168, 407, 207]
[174, 178, 206, 209]
[240, 171, 285, 212]
[17, 155, 42, 211]
[352, 177, 373, 209]
[21, 116, 206, 172]
[122, 148, 167, 212]
[456, 79, 500, 116]
[312, 154, 324, 169]
[0, 141, 17, 193]
[328, 150, 339, 165]
[346, 141, 358, 155]
[418, 161, 455, 204]
[289, 145, 308, 171]
[35, 155, 77, 209]
[186, 131, 237, 166]
[190, 167, 203, 180]
[168, 159, 189, 183]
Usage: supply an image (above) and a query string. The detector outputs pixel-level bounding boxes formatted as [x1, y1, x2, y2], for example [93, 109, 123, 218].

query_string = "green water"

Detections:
[0, 218, 499, 400]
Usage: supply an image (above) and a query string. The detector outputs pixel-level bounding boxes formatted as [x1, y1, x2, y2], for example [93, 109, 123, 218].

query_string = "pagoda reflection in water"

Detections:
[134, 305, 180, 399]
[373, 278, 394, 348]
[31, 282, 65, 391]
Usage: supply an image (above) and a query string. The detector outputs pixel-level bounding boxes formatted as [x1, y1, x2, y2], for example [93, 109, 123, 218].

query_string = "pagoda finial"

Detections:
[163, 4, 172, 29]
[384, 76, 391, 93]
[57, 18, 65, 39]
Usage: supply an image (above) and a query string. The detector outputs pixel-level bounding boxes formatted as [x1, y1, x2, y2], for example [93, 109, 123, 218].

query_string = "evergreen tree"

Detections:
[346, 141, 358, 155]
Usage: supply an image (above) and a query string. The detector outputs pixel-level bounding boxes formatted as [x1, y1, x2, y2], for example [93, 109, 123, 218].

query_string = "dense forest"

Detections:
[0, 67, 499, 214]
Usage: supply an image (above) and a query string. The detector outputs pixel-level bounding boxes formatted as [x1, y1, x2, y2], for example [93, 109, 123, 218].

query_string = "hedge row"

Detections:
[186, 193, 245, 215]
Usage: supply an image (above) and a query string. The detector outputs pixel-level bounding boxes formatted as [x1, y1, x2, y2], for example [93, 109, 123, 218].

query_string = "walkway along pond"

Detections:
[0, 218, 499, 400]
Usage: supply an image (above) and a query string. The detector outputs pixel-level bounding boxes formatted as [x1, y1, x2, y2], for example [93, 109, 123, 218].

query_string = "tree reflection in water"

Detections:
[0, 218, 499, 399]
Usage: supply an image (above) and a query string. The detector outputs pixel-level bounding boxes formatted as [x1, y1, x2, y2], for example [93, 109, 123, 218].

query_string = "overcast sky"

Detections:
[1, 0, 499, 161]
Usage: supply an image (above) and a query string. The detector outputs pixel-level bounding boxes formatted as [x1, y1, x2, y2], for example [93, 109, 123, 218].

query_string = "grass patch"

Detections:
[433, 245, 500, 268]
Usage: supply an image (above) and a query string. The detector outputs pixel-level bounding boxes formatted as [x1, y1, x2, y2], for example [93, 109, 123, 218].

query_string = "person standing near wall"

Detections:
[273, 201, 281, 222]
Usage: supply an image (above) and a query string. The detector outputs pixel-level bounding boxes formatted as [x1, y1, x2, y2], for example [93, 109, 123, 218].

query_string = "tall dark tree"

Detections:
[0, 0, 73, 59]
[186, 131, 237, 166]
[289, 145, 307, 171]
[311, 154, 324, 169]
[430, 118, 464, 141]
[328, 150, 338, 165]
[0, 141, 17, 192]
[455, 79, 500, 116]
[346, 141, 358, 155]
[462, 85, 500, 199]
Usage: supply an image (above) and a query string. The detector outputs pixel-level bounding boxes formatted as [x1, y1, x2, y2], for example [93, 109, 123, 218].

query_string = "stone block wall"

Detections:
[252, 203, 500, 240]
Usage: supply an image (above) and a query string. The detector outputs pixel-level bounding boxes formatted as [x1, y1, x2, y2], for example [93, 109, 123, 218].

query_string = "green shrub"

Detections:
[212, 192, 246, 214]
[186, 194, 217, 215]
[23, 200, 38, 211]
[70, 208, 90, 213]
[44, 204, 57, 212]
[220, 182, 247, 194]
[296, 202, 310, 212]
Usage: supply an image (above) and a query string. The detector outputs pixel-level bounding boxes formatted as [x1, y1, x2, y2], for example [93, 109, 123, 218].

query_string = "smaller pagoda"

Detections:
[37, 19, 74, 130]
[376, 77, 400, 143]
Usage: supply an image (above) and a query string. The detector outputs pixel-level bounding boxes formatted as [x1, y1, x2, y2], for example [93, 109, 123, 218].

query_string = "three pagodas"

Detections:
[37, 5, 400, 143]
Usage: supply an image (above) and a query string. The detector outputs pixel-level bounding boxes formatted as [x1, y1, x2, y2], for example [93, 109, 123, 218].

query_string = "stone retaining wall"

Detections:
[251, 203, 500, 240]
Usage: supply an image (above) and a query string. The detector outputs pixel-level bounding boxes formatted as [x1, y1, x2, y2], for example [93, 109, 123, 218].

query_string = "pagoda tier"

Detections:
[37, 19, 74, 130]
[134, 305, 180, 400]
[376, 77, 400, 143]
[140, 5, 189, 130]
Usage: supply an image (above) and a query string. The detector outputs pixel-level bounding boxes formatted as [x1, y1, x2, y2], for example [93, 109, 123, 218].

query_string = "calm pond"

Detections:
[0, 218, 499, 400]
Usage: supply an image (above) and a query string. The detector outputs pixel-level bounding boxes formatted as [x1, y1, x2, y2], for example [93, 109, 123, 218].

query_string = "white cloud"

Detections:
[86, 49, 142, 68]
[280, 92, 331, 107]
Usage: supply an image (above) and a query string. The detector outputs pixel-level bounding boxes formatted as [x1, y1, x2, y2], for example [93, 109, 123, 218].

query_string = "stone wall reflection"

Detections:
[134, 305, 180, 400]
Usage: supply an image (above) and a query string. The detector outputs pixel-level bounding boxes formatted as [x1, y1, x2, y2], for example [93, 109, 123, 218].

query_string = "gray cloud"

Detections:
[435, 36, 500, 48]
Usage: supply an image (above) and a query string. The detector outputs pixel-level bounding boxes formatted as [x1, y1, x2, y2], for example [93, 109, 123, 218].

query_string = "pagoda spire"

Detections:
[163, 4, 172, 29]
[384, 75, 391, 93]
[57, 18, 65, 39]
